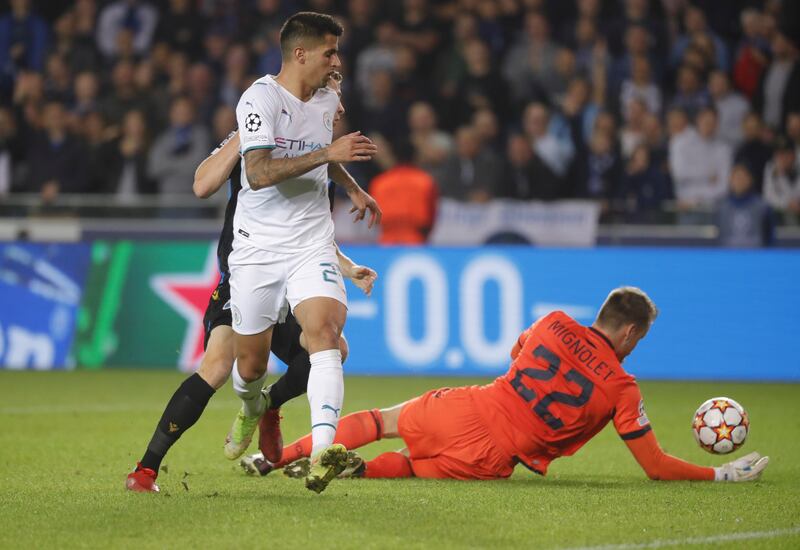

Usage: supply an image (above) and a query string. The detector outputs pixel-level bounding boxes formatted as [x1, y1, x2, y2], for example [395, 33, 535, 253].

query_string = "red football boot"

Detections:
[258, 407, 283, 464]
[125, 463, 160, 493]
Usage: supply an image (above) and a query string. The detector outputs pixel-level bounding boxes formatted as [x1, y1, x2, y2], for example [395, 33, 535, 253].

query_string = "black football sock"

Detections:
[267, 352, 311, 409]
[139, 373, 215, 472]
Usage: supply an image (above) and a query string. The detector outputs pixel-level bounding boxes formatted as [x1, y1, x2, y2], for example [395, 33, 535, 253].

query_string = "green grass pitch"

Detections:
[1, 371, 798, 549]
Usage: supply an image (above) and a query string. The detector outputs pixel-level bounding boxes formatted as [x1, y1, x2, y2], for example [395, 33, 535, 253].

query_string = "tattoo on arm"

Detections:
[244, 148, 329, 190]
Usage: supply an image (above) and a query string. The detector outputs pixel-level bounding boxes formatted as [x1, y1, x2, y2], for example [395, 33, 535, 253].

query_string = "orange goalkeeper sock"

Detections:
[364, 452, 413, 478]
[276, 409, 384, 467]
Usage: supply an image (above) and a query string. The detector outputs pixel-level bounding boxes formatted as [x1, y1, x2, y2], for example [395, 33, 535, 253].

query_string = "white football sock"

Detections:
[307, 349, 344, 456]
[232, 359, 268, 418]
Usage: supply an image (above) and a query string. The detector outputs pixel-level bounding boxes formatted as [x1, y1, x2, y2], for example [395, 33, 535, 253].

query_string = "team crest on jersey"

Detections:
[245, 113, 262, 132]
[323, 111, 333, 131]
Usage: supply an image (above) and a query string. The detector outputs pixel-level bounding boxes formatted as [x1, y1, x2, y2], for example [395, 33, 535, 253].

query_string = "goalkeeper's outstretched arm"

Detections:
[624, 430, 768, 481]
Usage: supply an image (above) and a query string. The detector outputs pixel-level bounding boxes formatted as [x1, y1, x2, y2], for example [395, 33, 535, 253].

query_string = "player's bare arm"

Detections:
[193, 132, 240, 198]
[335, 243, 377, 297]
[244, 131, 378, 190]
[328, 160, 382, 227]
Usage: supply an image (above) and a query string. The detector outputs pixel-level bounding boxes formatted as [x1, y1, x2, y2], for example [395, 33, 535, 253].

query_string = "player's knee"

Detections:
[236, 347, 268, 379]
[305, 320, 341, 351]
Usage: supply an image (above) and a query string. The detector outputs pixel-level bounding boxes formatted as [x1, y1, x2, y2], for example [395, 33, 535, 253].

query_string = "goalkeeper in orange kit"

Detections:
[243, 287, 768, 483]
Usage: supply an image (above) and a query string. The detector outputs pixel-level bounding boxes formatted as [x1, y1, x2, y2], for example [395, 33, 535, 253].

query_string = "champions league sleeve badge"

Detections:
[245, 112, 262, 132]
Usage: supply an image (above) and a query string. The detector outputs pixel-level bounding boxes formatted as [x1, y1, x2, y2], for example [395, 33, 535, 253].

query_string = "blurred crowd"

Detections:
[1, 0, 800, 240]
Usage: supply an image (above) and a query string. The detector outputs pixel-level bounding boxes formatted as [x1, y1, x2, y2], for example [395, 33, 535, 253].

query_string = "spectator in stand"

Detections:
[407, 101, 452, 177]
[155, 0, 206, 60]
[472, 108, 501, 154]
[147, 95, 209, 196]
[574, 127, 622, 204]
[369, 140, 438, 245]
[25, 99, 88, 201]
[354, 70, 407, 141]
[186, 62, 216, 126]
[355, 20, 398, 97]
[502, 11, 559, 106]
[671, 6, 729, 71]
[717, 164, 773, 248]
[107, 109, 155, 200]
[670, 65, 710, 119]
[51, 7, 100, 76]
[437, 125, 503, 202]
[449, 38, 508, 127]
[434, 12, 479, 104]
[732, 9, 769, 100]
[734, 112, 773, 193]
[43, 54, 72, 104]
[101, 59, 148, 126]
[610, 25, 660, 91]
[620, 97, 648, 160]
[754, 30, 800, 131]
[210, 105, 236, 146]
[763, 135, 800, 219]
[71, 71, 100, 120]
[341, 0, 376, 71]
[522, 102, 574, 181]
[96, 0, 158, 60]
[620, 143, 671, 219]
[709, 70, 749, 149]
[82, 110, 115, 193]
[0, 0, 49, 99]
[499, 130, 568, 201]
[669, 106, 731, 210]
[620, 55, 661, 119]
[395, 0, 440, 77]
[218, 43, 250, 109]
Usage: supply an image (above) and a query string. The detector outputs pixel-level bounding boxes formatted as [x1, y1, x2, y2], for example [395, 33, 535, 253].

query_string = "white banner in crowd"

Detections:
[333, 199, 600, 247]
[429, 199, 600, 246]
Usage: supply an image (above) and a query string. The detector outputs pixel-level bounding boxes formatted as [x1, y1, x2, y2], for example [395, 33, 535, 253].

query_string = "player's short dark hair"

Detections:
[596, 287, 658, 332]
[280, 12, 343, 57]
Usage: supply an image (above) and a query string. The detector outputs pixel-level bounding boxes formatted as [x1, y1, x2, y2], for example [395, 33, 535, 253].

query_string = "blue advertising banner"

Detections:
[0, 243, 91, 369]
[338, 247, 800, 381]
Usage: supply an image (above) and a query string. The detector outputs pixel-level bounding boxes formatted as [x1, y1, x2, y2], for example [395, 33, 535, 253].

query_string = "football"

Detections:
[692, 397, 749, 454]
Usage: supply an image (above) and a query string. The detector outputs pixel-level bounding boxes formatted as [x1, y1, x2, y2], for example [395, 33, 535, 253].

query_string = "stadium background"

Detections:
[0, 0, 799, 383]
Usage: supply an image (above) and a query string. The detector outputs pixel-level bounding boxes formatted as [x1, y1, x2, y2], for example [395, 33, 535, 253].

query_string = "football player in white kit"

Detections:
[225, 12, 381, 493]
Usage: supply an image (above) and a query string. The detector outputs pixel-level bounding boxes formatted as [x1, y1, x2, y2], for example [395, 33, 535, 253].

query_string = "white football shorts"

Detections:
[228, 241, 347, 335]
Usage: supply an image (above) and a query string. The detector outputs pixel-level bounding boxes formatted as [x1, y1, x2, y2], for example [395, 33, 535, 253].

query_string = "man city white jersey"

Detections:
[234, 75, 339, 252]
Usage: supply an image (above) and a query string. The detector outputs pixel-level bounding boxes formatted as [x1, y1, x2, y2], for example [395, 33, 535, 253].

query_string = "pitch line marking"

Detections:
[560, 526, 800, 550]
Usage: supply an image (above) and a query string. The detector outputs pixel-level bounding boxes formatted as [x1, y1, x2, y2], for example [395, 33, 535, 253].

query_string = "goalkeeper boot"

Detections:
[257, 391, 283, 463]
[223, 395, 265, 460]
[240, 453, 274, 477]
[338, 451, 366, 479]
[125, 463, 160, 493]
[305, 444, 349, 494]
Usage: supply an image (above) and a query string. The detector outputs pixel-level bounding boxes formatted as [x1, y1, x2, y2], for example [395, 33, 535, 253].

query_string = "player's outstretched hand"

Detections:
[327, 131, 378, 163]
[347, 265, 377, 297]
[348, 187, 382, 228]
[715, 451, 769, 482]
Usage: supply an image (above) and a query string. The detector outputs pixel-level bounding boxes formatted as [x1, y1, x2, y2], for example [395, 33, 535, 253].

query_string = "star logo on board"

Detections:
[150, 245, 220, 371]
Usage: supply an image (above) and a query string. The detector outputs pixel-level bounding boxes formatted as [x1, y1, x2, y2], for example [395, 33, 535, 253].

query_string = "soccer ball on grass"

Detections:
[692, 397, 749, 454]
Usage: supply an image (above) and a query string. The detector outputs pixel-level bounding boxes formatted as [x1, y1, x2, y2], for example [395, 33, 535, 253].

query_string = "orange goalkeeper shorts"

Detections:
[397, 386, 515, 480]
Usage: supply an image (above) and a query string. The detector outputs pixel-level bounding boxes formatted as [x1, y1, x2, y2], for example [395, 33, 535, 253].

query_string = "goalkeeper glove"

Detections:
[714, 451, 769, 482]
